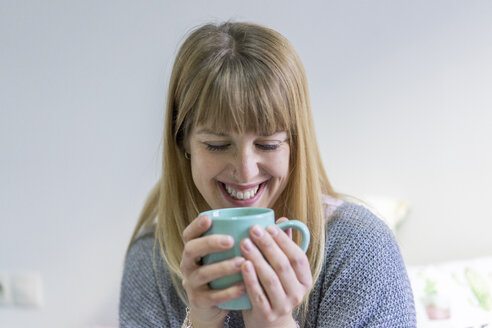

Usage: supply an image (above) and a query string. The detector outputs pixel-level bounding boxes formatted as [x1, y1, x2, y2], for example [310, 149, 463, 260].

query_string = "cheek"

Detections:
[278, 161, 290, 179]
[266, 152, 290, 178]
[191, 154, 222, 182]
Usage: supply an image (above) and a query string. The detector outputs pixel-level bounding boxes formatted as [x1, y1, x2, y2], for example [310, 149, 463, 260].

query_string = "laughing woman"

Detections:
[119, 21, 416, 328]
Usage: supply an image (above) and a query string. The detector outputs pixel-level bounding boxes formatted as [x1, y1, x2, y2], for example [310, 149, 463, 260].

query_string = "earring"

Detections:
[184, 152, 191, 160]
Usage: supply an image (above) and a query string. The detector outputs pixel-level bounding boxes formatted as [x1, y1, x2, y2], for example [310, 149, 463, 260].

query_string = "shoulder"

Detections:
[120, 233, 186, 327]
[123, 223, 159, 269]
[123, 230, 173, 285]
[323, 201, 414, 297]
[123, 232, 159, 276]
[313, 202, 416, 325]
[121, 233, 162, 295]
[121, 229, 177, 302]
[324, 202, 404, 272]
[326, 201, 394, 243]
[127, 232, 155, 257]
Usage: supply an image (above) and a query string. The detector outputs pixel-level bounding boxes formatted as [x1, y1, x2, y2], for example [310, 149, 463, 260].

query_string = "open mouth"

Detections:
[220, 181, 266, 201]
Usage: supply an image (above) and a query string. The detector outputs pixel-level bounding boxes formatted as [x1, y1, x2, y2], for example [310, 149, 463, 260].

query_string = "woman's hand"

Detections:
[240, 217, 312, 328]
[180, 214, 246, 328]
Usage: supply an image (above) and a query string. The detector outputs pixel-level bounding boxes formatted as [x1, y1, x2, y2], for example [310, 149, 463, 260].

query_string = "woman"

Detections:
[119, 21, 416, 327]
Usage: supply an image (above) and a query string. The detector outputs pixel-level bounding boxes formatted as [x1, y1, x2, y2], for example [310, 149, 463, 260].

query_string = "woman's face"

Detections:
[186, 126, 291, 209]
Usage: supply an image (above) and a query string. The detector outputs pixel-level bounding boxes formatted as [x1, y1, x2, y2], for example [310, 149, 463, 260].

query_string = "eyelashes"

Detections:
[256, 144, 279, 151]
[205, 144, 229, 152]
[205, 143, 280, 152]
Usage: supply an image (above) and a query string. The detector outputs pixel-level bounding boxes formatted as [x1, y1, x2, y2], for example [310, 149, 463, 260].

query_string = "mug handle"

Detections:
[275, 220, 310, 252]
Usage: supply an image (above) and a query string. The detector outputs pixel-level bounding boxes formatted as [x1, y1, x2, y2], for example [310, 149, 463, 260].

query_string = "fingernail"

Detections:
[220, 236, 233, 246]
[234, 257, 245, 268]
[266, 225, 279, 236]
[251, 225, 263, 237]
[243, 261, 253, 272]
[242, 238, 253, 252]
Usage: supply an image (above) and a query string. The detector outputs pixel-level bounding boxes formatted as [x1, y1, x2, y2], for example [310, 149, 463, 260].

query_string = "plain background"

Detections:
[1, 1, 491, 327]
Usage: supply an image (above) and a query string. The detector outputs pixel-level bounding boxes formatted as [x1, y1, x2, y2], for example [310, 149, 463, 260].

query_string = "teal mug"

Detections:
[201, 207, 310, 310]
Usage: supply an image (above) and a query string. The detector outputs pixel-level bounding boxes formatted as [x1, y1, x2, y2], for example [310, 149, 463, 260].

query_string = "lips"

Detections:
[219, 181, 267, 205]
[224, 184, 260, 200]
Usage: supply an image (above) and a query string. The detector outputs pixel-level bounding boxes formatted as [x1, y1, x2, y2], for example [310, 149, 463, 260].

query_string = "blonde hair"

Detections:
[128, 21, 338, 325]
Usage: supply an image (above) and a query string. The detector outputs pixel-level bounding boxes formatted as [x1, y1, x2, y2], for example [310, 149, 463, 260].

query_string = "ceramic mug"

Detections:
[201, 207, 310, 310]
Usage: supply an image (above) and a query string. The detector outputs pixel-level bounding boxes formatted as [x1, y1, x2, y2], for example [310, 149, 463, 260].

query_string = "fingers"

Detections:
[241, 260, 273, 313]
[180, 233, 234, 275]
[240, 223, 312, 314]
[180, 214, 236, 276]
[186, 281, 245, 327]
[180, 214, 247, 326]
[259, 226, 305, 300]
[241, 226, 300, 311]
[182, 214, 211, 243]
[187, 257, 245, 289]
[240, 239, 281, 312]
[190, 282, 246, 307]
[266, 225, 312, 288]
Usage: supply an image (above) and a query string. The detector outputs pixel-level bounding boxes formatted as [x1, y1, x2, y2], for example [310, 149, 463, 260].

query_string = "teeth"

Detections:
[224, 184, 260, 200]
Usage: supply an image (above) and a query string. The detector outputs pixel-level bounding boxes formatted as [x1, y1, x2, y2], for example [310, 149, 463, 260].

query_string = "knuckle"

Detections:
[253, 290, 267, 305]
[182, 230, 190, 242]
[265, 275, 278, 289]
[279, 305, 291, 316]
[265, 313, 277, 323]
[292, 293, 303, 306]
[276, 260, 291, 274]
[182, 246, 193, 260]
[194, 269, 206, 283]
[291, 254, 308, 269]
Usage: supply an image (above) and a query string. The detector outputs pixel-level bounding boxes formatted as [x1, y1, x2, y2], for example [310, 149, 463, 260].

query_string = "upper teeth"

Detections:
[225, 184, 260, 200]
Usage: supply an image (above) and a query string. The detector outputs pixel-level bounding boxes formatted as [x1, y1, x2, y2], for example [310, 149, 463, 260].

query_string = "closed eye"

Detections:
[204, 143, 281, 152]
[256, 144, 279, 151]
[205, 144, 230, 152]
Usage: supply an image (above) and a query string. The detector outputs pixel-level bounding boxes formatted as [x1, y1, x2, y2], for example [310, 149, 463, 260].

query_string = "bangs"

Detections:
[191, 56, 294, 136]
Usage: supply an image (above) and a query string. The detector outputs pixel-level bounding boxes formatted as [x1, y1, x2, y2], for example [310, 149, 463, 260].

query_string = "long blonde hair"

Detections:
[128, 21, 338, 325]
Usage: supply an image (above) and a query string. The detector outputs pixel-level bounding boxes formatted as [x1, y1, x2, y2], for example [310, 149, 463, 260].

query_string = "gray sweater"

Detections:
[119, 202, 416, 327]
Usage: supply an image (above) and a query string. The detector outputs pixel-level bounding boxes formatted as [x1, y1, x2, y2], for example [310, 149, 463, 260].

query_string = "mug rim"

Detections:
[200, 207, 273, 220]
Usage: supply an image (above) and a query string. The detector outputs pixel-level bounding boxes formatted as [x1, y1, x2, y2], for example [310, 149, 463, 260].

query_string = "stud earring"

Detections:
[184, 152, 191, 160]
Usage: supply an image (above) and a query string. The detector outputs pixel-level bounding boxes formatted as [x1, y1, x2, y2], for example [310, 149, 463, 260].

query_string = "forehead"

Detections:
[188, 60, 293, 138]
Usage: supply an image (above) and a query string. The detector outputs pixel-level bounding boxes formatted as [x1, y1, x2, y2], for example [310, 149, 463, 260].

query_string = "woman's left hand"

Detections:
[240, 217, 312, 328]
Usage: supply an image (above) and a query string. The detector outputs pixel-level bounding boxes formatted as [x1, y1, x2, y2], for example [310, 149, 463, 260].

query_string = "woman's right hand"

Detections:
[180, 214, 246, 328]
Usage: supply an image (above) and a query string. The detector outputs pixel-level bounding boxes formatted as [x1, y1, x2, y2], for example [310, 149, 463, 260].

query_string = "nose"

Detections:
[232, 145, 260, 183]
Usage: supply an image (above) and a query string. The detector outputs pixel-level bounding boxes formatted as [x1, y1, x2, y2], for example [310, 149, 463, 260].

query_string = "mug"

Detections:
[201, 207, 310, 310]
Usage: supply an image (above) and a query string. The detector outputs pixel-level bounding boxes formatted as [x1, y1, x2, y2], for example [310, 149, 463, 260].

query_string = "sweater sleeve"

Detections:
[310, 204, 416, 328]
[119, 234, 186, 328]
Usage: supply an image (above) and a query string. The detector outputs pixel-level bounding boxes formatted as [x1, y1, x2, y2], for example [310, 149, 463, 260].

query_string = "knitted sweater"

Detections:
[119, 202, 416, 327]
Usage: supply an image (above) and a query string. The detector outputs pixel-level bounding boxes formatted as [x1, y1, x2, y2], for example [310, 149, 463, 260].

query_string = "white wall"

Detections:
[1, 1, 491, 327]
